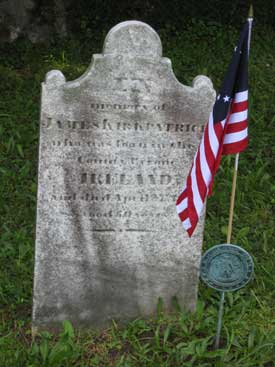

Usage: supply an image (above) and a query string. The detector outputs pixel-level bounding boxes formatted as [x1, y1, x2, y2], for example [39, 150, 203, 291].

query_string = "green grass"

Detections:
[1, 20, 275, 366]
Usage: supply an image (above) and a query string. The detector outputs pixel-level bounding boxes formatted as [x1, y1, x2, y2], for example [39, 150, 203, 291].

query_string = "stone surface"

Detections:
[33, 20, 215, 330]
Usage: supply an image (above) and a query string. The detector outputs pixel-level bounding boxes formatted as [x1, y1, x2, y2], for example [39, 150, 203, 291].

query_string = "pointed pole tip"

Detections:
[248, 4, 254, 19]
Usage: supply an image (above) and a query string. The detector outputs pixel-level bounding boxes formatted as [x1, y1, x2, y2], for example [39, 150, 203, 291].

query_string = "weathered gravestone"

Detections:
[33, 20, 215, 330]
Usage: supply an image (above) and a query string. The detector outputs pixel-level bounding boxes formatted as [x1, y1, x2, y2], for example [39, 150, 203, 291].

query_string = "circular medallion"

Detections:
[200, 244, 254, 292]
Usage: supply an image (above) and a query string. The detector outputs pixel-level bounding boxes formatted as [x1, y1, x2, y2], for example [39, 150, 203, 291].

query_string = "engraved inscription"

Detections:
[43, 101, 203, 232]
[43, 115, 204, 133]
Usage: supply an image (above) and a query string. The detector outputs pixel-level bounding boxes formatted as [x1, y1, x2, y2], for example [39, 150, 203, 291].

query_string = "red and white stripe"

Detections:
[223, 90, 248, 154]
[176, 90, 248, 237]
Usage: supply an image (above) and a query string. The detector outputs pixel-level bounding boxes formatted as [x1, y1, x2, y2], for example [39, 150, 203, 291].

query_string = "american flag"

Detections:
[176, 20, 252, 237]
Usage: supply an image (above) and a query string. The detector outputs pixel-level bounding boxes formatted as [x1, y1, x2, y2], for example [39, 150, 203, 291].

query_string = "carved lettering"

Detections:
[80, 173, 175, 186]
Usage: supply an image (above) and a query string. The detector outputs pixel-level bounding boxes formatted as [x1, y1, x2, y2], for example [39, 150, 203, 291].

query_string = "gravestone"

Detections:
[33, 20, 215, 331]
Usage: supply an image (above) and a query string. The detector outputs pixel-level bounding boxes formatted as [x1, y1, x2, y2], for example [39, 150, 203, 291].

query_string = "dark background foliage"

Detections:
[67, 0, 275, 35]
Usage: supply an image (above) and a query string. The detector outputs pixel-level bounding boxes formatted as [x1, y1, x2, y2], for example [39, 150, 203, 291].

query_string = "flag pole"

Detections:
[215, 6, 254, 350]
[226, 6, 253, 244]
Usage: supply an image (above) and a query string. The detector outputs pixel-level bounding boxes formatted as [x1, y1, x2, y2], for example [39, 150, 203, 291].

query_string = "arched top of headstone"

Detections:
[103, 20, 162, 60]
[42, 20, 215, 109]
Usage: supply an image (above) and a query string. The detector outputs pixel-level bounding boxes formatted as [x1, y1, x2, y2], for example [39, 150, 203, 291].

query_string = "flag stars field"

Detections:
[234, 46, 242, 54]
[223, 95, 230, 102]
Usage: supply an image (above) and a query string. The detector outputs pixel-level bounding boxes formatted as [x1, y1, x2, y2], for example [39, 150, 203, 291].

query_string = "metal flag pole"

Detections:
[214, 291, 225, 349]
[215, 6, 254, 350]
